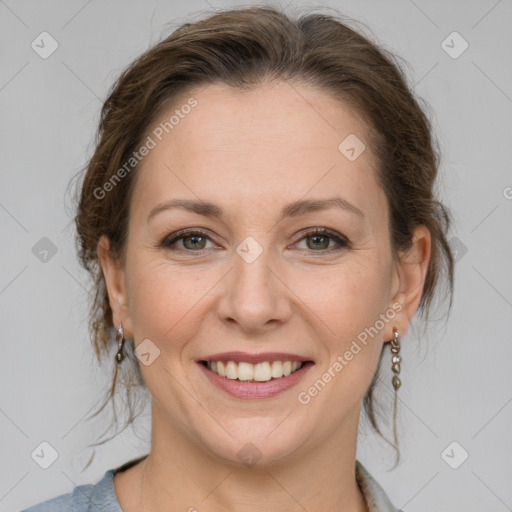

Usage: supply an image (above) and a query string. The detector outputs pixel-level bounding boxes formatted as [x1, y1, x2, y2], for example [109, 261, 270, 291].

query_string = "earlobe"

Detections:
[97, 235, 132, 337]
[388, 225, 431, 339]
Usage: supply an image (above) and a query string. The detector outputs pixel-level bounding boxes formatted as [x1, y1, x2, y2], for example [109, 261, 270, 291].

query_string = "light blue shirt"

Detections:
[22, 456, 403, 511]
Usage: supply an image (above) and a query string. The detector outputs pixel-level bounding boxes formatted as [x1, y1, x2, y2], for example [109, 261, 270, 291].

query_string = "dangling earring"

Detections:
[390, 327, 402, 390]
[115, 323, 126, 363]
[390, 326, 402, 465]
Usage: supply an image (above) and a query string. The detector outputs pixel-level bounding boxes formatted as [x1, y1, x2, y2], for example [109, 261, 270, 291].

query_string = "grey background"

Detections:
[1, 0, 511, 510]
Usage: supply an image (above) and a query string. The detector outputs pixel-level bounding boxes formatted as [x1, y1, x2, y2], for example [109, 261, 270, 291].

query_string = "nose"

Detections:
[216, 243, 292, 335]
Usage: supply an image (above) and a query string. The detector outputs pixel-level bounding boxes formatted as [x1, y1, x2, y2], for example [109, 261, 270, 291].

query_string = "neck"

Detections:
[138, 405, 369, 512]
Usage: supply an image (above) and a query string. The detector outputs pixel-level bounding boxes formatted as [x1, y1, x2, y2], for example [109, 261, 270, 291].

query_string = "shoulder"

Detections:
[21, 469, 119, 512]
[356, 459, 404, 512]
[21, 455, 148, 512]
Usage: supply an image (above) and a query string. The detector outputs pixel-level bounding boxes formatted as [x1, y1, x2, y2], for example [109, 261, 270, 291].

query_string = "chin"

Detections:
[197, 417, 309, 468]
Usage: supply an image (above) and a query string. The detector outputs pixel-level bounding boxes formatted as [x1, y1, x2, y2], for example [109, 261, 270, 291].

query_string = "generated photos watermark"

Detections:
[297, 301, 403, 405]
[93, 97, 198, 200]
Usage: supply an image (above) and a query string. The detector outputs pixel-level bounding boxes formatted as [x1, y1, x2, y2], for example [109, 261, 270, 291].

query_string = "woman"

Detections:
[24, 5, 453, 511]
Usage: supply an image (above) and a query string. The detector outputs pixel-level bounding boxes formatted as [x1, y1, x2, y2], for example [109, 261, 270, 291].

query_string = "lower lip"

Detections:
[198, 361, 314, 399]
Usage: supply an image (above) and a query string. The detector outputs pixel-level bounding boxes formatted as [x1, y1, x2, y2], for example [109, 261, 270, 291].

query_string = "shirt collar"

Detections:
[356, 459, 402, 512]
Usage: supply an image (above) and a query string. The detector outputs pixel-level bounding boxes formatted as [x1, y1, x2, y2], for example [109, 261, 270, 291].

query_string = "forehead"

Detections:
[131, 81, 384, 222]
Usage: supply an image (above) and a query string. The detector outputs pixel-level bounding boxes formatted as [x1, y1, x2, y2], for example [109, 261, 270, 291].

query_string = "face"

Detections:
[99, 81, 429, 466]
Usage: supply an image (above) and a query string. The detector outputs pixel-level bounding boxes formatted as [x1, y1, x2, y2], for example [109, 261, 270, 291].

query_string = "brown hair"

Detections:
[71, 5, 454, 469]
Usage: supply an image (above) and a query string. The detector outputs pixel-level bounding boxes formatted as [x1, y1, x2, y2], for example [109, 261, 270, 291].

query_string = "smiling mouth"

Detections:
[200, 360, 312, 382]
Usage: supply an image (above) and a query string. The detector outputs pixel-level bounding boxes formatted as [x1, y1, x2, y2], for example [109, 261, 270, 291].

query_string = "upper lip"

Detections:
[199, 351, 313, 364]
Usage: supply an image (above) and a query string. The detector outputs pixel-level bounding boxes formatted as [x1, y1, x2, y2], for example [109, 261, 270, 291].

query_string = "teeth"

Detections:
[206, 360, 304, 381]
[254, 362, 272, 381]
[225, 361, 237, 380]
[238, 362, 254, 381]
[271, 361, 283, 378]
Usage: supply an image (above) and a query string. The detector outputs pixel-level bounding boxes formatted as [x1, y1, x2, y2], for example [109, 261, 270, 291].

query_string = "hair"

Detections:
[71, 4, 454, 470]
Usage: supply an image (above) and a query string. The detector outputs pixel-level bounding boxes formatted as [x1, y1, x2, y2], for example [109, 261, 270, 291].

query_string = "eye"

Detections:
[292, 228, 350, 254]
[160, 230, 216, 253]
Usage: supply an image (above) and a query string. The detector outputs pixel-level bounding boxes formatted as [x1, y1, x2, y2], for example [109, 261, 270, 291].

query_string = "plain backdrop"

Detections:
[1, 0, 511, 511]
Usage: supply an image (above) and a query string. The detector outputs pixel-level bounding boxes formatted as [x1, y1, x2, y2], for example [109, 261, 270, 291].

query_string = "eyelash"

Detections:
[159, 228, 351, 256]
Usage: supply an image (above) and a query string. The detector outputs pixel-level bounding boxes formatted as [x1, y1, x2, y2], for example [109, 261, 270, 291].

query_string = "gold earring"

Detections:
[115, 323, 125, 363]
[390, 327, 401, 390]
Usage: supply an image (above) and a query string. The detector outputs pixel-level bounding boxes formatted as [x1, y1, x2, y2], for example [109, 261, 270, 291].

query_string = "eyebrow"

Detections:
[147, 196, 364, 223]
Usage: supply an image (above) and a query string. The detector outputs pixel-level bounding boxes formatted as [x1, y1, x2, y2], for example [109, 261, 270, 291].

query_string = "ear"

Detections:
[97, 235, 133, 339]
[386, 225, 431, 340]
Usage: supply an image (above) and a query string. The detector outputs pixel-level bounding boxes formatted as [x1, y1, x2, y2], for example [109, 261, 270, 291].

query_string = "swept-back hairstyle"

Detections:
[72, 5, 454, 468]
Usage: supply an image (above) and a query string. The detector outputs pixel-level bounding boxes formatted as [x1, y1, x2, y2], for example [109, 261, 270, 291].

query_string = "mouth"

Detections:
[197, 355, 315, 399]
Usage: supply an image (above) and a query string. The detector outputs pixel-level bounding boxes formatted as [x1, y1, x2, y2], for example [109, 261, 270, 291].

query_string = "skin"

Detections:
[98, 80, 431, 511]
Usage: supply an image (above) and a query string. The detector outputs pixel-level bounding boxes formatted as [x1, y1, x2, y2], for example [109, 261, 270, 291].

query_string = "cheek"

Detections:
[298, 255, 392, 372]
[299, 265, 389, 403]
[126, 256, 219, 350]
[295, 257, 389, 328]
